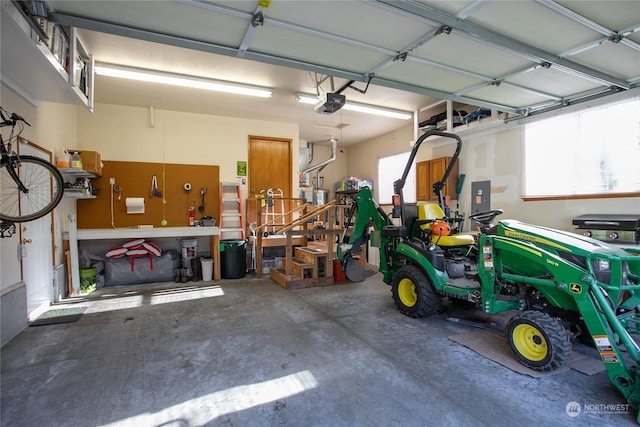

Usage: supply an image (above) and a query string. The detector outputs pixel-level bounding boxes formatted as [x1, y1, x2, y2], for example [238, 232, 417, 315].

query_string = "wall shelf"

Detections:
[59, 167, 97, 180]
[0, 2, 93, 110]
[62, 190, 96, 200]
[415, 100, 506, 141]
[59, 168, 96, 199]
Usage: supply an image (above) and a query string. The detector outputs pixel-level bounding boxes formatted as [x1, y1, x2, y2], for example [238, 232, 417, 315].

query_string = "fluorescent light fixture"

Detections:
[295, 93, 412, 120]
[95, 63, 274, 98]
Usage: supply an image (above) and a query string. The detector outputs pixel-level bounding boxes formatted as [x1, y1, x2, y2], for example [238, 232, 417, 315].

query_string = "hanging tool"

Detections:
[150, 175, 162, 198]
[198, 187, 207, 212]
[153, 176, 162, 197]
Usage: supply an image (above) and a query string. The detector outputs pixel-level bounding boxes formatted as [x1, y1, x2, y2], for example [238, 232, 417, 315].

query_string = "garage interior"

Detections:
[1, 1, 640, 426]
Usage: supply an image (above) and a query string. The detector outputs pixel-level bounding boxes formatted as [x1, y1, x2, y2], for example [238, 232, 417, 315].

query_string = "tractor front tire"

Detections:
[506, 310, 572, 372]
[391, 265, 441, 318]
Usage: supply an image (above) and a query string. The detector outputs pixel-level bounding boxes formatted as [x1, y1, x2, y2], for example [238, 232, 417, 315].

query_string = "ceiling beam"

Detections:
[370, 76, 521, 113]
[49, 11, 368, 83]
[50, 10, 522, 114]
[509, 86, 636, 122]
[538, 0, 640, 55]
[375, 0, 630, 89]
[365, 28, 440, 75]
[265, 9, 553, 103]
[456, 0, 490, 20]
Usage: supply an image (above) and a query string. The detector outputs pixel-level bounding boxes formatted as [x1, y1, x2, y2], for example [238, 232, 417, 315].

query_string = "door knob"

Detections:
[21, 238, 32, 244]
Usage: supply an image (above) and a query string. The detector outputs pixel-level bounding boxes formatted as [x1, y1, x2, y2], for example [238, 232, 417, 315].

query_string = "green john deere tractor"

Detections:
[337, 130, 640, 421]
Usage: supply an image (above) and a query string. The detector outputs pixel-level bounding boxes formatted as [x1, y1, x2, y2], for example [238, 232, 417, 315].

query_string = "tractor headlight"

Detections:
[590, 258, 611, 284]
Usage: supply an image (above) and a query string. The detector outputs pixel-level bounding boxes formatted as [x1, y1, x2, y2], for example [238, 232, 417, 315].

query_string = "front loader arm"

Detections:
[479, 234, 640, 415]
[580, 278, 640, 414]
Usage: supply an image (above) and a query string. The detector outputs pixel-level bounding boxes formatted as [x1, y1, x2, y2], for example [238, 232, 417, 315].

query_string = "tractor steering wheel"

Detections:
[468, 209, 504, 225]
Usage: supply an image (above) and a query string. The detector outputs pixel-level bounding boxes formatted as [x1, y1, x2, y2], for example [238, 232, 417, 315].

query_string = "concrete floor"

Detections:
[1, 274, 637, 426]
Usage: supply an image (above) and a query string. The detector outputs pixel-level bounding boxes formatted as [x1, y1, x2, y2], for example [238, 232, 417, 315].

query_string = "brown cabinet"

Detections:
[416, 157, 459, 201]
[416, 161, 430, 200]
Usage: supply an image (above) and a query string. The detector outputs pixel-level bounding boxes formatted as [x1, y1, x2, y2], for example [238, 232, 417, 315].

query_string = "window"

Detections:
[378, 151, 416, 204]
[524, 97, 640, 197]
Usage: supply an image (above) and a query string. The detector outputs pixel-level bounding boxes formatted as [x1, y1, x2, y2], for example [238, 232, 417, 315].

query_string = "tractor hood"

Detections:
[497, 220, 630, 257]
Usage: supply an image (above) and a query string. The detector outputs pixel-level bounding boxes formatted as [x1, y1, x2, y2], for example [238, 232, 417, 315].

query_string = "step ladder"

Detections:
[219, 182, 245, 239]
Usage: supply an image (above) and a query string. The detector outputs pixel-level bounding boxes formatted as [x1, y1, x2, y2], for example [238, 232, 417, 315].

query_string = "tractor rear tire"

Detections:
[391, 265, 441, 318]
[506, 310, 572, 372]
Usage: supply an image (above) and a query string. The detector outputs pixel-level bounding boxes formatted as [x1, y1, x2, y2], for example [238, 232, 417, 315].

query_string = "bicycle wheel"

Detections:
[1, 155, 64, 222]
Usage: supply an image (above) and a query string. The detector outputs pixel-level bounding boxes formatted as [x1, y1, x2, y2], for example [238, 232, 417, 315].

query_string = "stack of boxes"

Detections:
[335, 177, 374, 193]
[68, 150, 102, 176]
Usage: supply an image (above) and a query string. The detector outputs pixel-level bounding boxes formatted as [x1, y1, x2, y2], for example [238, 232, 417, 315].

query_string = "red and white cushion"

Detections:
[106, 246, 127, 259]
[122, 238, 145, 249]
[126, 248, 149, 257]
[143, 241, 162, 256]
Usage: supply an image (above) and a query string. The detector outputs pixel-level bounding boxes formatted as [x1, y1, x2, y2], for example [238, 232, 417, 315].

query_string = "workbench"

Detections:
[66, 214, 220, 295]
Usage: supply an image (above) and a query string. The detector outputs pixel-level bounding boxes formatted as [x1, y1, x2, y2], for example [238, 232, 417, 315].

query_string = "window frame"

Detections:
[522, 96, 640, 201]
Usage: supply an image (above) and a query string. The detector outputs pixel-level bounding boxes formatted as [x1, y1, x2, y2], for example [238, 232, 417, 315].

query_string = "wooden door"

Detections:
[18, 141, 55, 319]
[247, 136, 292, 230]
[248, 136, 292, 197]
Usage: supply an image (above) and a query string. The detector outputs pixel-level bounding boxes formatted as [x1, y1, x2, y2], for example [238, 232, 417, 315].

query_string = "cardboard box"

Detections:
[69, 150, 102, 176]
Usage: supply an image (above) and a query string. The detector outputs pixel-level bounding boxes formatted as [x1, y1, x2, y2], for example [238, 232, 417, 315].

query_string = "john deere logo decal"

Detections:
[569, 283, 582, 294]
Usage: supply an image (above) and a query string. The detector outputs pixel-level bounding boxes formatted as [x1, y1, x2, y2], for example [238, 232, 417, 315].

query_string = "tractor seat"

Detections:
[417, 202, 475, 247]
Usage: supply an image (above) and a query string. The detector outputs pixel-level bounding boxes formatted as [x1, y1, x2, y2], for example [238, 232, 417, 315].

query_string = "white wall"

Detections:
[346, 125, 420, 198]
[349, 123, 640, 232]
[452, 125, 640, 231]
[75, 103, 300, 202]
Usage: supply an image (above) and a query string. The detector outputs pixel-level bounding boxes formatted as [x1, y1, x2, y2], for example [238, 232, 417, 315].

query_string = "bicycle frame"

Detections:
[1, 106, 64, 226]
[1, 133, 30, 194]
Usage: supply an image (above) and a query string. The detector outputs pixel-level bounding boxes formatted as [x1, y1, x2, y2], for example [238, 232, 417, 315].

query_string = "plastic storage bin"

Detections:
[220, 239, 247, 279]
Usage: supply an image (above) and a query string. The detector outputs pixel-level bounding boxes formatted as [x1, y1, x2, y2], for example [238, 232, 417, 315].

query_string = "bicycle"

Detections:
[1, 106, 64, 227]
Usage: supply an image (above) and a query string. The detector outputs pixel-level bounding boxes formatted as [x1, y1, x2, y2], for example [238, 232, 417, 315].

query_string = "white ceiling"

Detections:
[8, 1, 640, 145]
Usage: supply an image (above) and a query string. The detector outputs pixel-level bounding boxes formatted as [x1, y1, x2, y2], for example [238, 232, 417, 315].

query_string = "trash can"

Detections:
[220, 239, 247, 279]
[201, 257, 214, 281]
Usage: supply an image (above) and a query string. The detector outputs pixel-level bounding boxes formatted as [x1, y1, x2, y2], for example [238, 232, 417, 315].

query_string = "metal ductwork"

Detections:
[306, 141, 314, 164]
[300, 137, 337, 175]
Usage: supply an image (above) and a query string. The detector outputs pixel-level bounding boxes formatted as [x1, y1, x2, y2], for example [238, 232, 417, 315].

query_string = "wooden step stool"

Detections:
[269, 245, 334, 289]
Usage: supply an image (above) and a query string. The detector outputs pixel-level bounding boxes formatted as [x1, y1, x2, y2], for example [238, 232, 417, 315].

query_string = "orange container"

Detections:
[56, 147, 70, 168]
